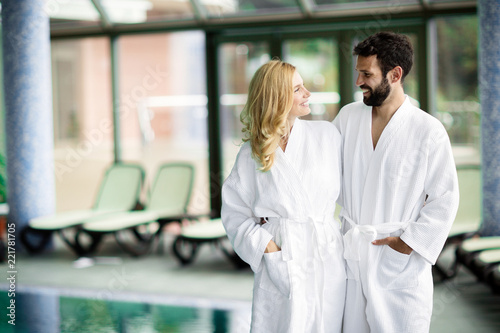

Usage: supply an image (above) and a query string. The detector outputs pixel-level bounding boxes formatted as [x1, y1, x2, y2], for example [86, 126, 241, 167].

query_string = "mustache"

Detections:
[360, 85, 372, 91]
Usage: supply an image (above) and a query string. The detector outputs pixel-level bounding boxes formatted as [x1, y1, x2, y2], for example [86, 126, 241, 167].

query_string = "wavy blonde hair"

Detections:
[240, 59, 295, 172]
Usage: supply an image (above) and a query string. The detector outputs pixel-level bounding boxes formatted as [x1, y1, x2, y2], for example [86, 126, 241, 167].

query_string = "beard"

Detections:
[361, 76, 391, 107]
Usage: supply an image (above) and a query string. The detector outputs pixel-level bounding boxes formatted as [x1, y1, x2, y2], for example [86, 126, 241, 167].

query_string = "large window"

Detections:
[435, 15, 480, 165]
[218, 41, 270, 177]
[283, 37, 340, 121]
[433, 15, 480, 231]
[118, 31, 210, 214]
[51, 38, 113, 212]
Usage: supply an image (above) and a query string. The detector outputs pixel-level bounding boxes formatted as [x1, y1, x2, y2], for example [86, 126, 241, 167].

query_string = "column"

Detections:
[479, 0, 500, 236]
[2, 0, 56, 249]
[17, 292, 60, 332]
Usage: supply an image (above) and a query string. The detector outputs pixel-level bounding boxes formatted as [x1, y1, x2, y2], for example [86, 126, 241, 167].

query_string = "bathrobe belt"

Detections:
[263, 216, 341, 262]
[340, 213, 411, 262]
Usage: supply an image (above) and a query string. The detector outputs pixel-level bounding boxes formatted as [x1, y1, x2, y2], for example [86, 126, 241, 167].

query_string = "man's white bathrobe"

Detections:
[333, 96, 459, 333]
[221, 119, 346, 333]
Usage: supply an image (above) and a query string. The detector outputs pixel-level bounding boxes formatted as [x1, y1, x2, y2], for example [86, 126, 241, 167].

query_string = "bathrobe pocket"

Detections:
[260, 251, 291, 297]
[377, 245, 418, 290]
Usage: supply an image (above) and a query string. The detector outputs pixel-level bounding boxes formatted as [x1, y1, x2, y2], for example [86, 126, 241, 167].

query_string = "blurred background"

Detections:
[0, 0, 481, 216]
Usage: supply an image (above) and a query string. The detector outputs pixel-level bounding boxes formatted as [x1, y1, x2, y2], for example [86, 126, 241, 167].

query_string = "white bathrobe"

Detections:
[221, 119, 346, 333]
[333, 96, 459, 333]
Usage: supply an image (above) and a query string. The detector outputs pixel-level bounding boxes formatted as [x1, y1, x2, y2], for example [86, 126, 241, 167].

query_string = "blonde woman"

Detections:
[221, 60, 346, 332]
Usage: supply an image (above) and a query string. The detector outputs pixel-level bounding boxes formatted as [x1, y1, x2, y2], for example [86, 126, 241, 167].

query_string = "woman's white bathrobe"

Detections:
[333, 96, 459, 333]
[221, 119, 346, 333]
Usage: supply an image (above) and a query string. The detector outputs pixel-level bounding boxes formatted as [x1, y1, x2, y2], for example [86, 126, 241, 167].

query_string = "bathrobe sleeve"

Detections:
[332, 116, 344, 208]
[400, 126, 460, 265]
[221, 150, 273, 272]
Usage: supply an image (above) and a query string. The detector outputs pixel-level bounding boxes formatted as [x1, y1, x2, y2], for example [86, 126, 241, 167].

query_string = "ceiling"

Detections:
[0, 0, 477, 37]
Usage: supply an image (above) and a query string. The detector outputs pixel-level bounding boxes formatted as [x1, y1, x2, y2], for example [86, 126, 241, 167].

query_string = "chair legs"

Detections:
[434, 232, 478, 281]
[172, 237, 200, 265]
[74, 229, 104, 257]
[114, 227, 161, 257]
[218, 240, 248, 269]
[172, 236, 248, 269]
[20, 227, 54, 254]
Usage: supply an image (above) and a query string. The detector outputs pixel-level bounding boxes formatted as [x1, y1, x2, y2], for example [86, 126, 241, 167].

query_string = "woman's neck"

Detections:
[280, 119, 296, 152]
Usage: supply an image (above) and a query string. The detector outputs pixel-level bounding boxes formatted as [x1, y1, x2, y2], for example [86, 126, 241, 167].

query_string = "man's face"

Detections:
[355, 55, 391, 107]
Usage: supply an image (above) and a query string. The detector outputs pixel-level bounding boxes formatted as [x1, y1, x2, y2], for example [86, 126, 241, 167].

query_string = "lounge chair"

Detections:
[456, 246, 500, 294]
[455, 236, 500, 269]
[453, 236, 500, 291]
[20, 163, 145, 255]
[76, 162, 195, 256]
[434, 164, 481, 280]
[470, 248, 500, 281]
[171, 217, 247, 269]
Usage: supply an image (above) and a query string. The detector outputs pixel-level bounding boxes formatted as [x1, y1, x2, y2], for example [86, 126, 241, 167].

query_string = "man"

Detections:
[333, 32, 459, 332]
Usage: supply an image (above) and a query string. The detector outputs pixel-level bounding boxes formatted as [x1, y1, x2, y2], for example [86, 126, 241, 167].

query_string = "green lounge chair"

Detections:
[455, 236, 500, 269]
[77, 162, 195, 256]
[20, 163, 145, 255]
[454, 236, 500, 289]
[471, 249, 500, 281]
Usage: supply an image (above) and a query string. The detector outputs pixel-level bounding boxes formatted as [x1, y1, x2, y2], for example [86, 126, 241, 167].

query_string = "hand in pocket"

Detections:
[263, 251, 291, 297]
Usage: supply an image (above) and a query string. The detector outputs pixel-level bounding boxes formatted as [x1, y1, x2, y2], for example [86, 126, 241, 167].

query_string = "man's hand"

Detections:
[264, 240, 281, 253]
[372, 236, 413, 255]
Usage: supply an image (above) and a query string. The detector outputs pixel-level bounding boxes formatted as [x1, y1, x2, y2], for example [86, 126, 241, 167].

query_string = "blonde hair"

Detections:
[240, 59, 295, 172]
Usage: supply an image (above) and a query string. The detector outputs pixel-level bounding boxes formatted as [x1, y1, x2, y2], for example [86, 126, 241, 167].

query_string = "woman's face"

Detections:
[288, 71, 311, 122]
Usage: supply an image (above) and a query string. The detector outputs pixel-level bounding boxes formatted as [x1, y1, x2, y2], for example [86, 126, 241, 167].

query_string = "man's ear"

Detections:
[390, 66, 403, 83]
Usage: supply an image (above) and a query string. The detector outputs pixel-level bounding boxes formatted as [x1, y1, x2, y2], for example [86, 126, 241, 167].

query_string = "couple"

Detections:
[221, 32, 459, 333]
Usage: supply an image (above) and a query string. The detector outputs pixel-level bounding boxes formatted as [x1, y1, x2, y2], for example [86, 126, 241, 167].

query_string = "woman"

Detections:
[221, 59, 346, 332]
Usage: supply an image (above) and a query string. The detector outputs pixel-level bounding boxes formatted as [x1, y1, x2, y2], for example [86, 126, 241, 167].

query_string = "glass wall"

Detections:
[435, 15, 480, 166]
[433, 15, 480, 229]
[118, 31, 209, 214]
[218, 41, 270, 177]
[51, 38, 113, 212]
[283, 37, 340, 121]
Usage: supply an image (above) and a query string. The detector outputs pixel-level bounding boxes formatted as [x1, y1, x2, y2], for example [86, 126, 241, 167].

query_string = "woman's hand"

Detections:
[264, 240, 281, 253]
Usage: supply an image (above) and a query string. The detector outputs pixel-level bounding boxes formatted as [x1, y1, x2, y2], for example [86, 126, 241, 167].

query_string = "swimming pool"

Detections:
[0, 290, 251, 332]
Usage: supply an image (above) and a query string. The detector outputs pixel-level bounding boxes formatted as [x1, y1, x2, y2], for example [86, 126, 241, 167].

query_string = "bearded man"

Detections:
[333, 31, 459, 333]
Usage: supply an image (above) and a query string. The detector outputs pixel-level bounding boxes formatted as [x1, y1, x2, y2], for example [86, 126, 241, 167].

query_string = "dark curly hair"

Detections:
[353, 31, 413, 83]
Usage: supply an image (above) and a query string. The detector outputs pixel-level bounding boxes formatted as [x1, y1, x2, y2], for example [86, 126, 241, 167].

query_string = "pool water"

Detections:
[0, 292, 251, 332]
